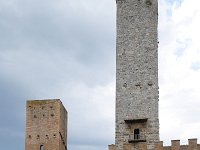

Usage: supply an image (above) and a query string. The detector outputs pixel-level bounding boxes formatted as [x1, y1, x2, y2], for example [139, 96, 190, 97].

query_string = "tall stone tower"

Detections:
[115, 0, 159, 149]
[25, 99, 67, 150]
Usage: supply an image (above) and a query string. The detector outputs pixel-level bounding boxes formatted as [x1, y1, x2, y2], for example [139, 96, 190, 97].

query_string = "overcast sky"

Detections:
[0, 0, 200, 149]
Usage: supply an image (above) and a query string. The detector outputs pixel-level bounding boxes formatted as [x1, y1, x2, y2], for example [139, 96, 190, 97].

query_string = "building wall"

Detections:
[59, 101, 68, 150]
[25, 99, 67, 150]
[116, 0, 159, 149]
[109, 139, 200, 150]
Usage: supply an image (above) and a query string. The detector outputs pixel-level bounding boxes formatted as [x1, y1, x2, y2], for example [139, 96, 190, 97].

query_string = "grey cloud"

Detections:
[0, 78, 27, 149]
[0, 0, 116, 86]
[0, 0, 116, 149]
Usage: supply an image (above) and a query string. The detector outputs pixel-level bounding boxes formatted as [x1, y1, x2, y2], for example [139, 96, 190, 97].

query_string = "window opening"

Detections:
[40, 145, 44, 150]
[134, 129, 140, 140]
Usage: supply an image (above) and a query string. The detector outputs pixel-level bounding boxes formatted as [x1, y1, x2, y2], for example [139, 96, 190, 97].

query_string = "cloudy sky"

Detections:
[0, 0, 200, 149]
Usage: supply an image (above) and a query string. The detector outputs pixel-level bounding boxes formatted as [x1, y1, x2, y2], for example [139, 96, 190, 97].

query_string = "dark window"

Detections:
[40, 145, 44, 150]
[134, 129, 140, 139]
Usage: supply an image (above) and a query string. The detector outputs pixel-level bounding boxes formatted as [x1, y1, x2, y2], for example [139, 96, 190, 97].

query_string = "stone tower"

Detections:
[115, 0, 159, 150]
[25, 99, 67, 150]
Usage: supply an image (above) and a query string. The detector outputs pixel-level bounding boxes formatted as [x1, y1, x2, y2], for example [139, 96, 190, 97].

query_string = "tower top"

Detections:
[25, 99, 68, 150]
[27, 99, 61, 103]
[115, 0, 157, 6]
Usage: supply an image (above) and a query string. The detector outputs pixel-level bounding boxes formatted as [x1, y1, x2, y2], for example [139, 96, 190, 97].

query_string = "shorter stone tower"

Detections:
[25, 99, 67, 150]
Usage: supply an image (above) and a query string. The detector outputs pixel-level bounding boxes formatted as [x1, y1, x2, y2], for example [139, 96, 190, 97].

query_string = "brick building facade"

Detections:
[25, 99, 67, 150]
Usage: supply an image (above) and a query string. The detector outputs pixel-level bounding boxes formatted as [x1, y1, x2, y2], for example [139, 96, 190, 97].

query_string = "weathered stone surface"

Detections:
[188, 139, 198, 150]
[109, 144, 117, 150]
[25, 99, 67, 150]
[171, 140, 180, 150]
[109, 1, 200, 150]
[115, 0, 159, 149]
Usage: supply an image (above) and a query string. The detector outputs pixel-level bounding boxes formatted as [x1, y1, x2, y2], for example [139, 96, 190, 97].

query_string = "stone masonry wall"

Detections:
[25, 99, 67, 150]
[59, 101, 68, 150]
[116, 0, 159, 149]
[109, 139, 200, 150]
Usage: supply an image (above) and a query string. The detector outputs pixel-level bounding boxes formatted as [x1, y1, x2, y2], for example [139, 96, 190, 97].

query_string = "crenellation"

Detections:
[109, 139, 200, 150]
[154, 141, 164, 150]
[171, 140, 180, 150]
[188, 139, 198, 150]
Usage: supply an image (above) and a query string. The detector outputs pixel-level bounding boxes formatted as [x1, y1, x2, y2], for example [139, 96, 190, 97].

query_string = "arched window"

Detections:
[134, 129, 140, 140]
[40, 145, 44, 150]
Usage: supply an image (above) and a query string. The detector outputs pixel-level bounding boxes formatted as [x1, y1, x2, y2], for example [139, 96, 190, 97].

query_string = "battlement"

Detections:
[109, 139, 200, 150]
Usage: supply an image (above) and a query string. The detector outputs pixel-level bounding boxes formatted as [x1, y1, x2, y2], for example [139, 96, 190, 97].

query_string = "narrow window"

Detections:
[134, 129, 140, 140]
[40, 145, 44, 150]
